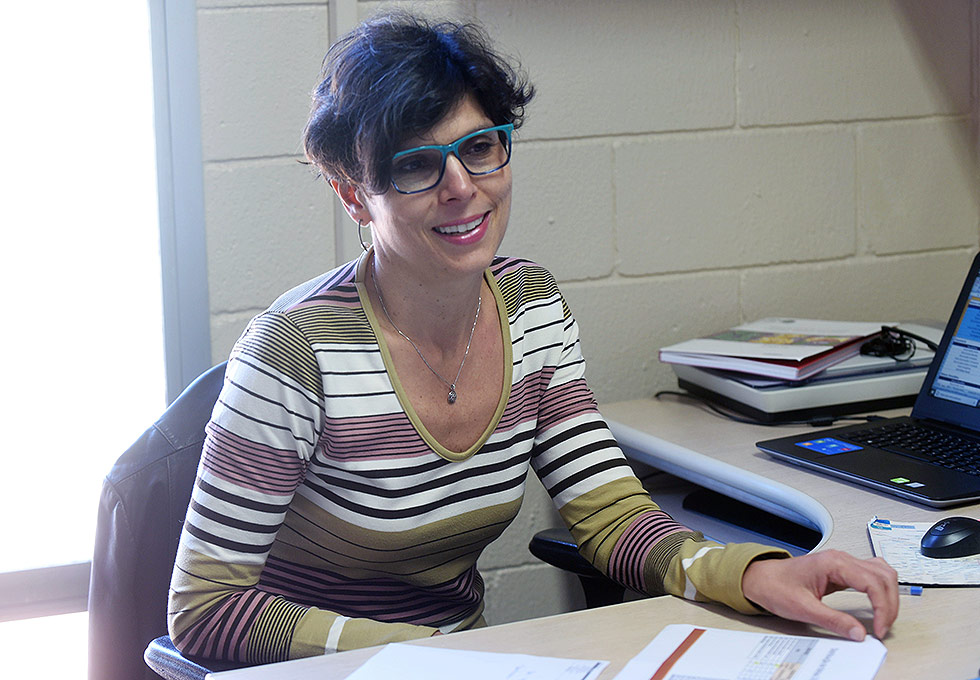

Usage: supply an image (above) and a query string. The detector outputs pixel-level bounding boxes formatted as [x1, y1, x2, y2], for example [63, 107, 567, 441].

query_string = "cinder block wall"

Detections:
[195, 0, 980, 626]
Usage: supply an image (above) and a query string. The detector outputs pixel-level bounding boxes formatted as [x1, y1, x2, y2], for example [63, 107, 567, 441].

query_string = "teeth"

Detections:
[436, 215, 483, 234]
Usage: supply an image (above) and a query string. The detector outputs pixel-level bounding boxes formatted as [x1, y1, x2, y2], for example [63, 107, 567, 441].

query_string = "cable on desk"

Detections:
[653, 389, 886, 428]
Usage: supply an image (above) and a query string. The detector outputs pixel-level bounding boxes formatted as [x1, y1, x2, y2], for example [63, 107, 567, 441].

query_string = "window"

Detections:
[1, 1, 165, 583]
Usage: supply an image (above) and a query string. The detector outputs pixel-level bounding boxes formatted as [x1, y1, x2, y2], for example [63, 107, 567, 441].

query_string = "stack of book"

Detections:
[658, 319, 941, 422]
[658, 318, 884, 381]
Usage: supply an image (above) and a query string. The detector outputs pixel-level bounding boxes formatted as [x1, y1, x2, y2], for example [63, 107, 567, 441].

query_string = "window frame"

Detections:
[0, 0, 210, 623]
[152, 0, 213, 404]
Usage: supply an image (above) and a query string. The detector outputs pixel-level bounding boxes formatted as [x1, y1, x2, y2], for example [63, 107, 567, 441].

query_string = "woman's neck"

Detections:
[368, 250, 486, 354]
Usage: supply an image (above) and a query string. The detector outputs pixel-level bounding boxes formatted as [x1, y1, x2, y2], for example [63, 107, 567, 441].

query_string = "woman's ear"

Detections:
[330, 179, 372, 225]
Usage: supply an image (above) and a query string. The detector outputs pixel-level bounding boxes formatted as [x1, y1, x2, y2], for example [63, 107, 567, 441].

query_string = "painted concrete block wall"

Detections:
[197, 2, 335, 356]
[193, 0, 980, 630]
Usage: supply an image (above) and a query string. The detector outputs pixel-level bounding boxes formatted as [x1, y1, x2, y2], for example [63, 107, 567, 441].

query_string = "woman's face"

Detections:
[348, 94, 512, 283]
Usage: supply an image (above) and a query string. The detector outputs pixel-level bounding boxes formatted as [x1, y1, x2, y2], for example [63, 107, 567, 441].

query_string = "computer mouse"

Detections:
[920, 516, 980, 559]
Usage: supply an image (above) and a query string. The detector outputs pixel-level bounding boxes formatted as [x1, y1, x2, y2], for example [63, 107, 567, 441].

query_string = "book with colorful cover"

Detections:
[658, 318, 887, 381]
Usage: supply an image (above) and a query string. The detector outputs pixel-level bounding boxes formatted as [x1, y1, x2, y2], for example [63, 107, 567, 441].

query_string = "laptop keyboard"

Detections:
[846, 421, 980, 476]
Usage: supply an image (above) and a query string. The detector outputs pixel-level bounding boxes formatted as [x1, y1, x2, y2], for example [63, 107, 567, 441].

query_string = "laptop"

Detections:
[757, 253, 980, 507]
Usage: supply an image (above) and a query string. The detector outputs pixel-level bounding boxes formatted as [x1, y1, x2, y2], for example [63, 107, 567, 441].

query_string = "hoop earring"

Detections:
[357, 220, 371, 252]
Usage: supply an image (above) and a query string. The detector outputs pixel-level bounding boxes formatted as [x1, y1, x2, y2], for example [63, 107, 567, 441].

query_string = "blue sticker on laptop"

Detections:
[795, 437, 863, 455]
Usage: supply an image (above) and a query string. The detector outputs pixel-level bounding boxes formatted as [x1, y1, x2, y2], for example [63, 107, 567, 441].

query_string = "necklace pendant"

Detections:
[371, 261, 478, 411]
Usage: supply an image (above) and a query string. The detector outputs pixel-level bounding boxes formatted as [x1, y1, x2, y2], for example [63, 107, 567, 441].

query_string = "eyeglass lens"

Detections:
[391, 127, 512, 194]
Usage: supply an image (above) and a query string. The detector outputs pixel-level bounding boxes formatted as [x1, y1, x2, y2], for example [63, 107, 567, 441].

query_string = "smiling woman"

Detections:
[0, 0, 165, 602]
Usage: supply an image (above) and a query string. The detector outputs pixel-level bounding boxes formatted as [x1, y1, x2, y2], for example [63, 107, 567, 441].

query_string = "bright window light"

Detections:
[0, 2, 166, 572]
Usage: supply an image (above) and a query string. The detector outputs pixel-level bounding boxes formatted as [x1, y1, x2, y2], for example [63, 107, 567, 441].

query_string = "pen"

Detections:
[846, 585, 922, 595]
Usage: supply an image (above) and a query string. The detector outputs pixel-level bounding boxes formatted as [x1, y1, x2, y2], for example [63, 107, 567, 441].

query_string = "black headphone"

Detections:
[860, 326, 939, 361]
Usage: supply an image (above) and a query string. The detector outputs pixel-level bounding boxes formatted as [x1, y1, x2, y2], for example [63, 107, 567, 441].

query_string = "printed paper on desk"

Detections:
[868, 517, 980, 585]
[613, 624, 886, 680]
[343, 643, 607, 680]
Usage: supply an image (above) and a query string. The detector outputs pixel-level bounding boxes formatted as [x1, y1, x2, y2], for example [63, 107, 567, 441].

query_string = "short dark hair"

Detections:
[303, 12, 535, 194]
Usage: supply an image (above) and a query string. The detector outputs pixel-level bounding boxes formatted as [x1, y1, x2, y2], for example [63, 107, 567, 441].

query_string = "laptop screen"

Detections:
[915, 254, 980, 430]
[929, 276, 980, 407]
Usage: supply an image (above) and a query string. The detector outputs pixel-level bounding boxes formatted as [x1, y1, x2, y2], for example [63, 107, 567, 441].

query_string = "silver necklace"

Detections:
[371, 261, 481, 405]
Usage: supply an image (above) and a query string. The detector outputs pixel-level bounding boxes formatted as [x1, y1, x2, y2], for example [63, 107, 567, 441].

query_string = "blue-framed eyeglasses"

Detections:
[389, 124, 514, 194]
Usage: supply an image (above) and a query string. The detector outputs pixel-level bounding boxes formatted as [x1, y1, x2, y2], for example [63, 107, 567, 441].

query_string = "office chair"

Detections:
[88, 361, 242, 680]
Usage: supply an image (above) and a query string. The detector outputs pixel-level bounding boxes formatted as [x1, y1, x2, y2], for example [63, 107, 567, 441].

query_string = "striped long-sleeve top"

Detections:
[168, 253, 788, 664]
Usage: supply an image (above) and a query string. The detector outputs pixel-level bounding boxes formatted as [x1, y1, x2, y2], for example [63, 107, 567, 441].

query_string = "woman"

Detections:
[168, 12, 898, 665]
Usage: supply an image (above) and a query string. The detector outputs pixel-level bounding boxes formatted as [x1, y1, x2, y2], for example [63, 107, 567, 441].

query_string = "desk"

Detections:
[213, 398, 980, 680]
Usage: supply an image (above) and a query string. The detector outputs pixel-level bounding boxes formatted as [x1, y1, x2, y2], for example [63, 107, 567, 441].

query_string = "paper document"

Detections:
[868, 517, 980, 585]
[343, 643, 607, 680]
[613, 625, 886, 680]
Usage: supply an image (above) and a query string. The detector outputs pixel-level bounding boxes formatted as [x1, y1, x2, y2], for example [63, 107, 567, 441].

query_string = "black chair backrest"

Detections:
[88, 362, 226, 680]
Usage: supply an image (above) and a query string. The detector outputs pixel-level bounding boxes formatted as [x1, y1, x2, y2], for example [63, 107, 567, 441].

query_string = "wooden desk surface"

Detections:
[214, 398, 980, 680]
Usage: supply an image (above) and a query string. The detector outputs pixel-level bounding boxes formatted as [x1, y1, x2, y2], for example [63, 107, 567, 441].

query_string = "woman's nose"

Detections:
[439, 154, 478, 200]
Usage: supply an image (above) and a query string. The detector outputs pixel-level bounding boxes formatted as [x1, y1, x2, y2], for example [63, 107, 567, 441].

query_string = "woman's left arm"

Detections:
[525, 272, 786, 613]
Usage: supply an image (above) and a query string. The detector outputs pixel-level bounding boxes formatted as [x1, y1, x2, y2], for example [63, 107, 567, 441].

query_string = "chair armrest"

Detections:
[528, 528, 607, 578]
[144, 636, 248, 680]
[528, 528, 626, 608]
[144, 636, 211, 680]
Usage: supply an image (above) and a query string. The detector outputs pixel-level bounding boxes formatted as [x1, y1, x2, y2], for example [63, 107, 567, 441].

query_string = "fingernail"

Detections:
[849, 626, 865, 641]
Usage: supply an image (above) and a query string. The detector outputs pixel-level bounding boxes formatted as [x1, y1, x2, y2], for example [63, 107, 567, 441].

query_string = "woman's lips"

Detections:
[434, 213, 486, 235]
[433, 212, 490, 244]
